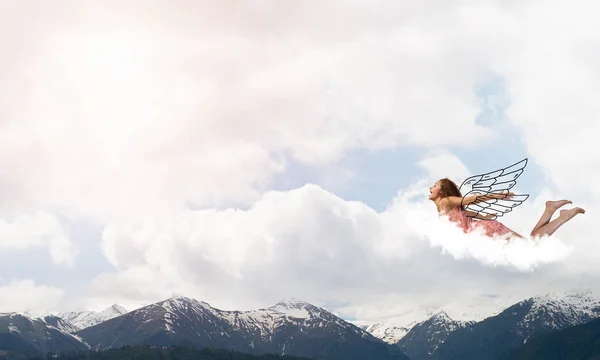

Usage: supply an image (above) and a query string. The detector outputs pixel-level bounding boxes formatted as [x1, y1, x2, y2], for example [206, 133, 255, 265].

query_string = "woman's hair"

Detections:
[438, 178, 462, 198]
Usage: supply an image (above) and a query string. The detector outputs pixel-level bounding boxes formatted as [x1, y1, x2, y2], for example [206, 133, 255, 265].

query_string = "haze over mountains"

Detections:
[1, 291, 600, 360]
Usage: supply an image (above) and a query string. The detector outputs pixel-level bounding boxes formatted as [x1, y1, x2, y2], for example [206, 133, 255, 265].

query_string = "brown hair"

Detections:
[438, 178, 462, 198]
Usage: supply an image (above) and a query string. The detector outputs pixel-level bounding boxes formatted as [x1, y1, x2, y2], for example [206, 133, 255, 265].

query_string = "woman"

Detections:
[429, 178, 585, 239]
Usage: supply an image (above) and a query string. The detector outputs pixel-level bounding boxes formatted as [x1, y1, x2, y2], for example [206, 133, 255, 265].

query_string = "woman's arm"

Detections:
[442, 191, 514, 208]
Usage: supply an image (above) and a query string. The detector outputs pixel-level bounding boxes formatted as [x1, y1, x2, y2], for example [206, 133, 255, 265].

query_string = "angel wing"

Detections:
[458, 158, 530, 221]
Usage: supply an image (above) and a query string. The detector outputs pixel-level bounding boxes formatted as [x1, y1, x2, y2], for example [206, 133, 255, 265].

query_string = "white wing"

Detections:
[458, 158, 530, 220]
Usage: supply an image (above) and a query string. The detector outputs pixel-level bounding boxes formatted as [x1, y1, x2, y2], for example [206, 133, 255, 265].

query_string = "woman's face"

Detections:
[429, 181, 442, 200]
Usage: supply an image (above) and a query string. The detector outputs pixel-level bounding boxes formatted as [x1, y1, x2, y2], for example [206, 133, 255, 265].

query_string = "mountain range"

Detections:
[361, 291, 600, 360]
[1, 292, 600, 360]
[0, 297, 407, 360]
[429, 292, 600, 360]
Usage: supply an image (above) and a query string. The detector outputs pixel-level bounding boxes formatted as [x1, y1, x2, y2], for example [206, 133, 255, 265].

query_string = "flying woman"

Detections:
[429, 159, 585, 239]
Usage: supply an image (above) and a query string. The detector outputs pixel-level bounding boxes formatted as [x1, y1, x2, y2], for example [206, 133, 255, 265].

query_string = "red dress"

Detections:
[447, 207, 512, 238]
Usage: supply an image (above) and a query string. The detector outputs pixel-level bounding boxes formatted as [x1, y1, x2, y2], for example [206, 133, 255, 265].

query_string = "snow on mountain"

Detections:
[75, 296, 409, 360]
[357, 308, 437, 344]
[57, 304, 128, 330]
[517, 291, 600, 331]
[357, 297, 518, 344]
[0, 312, 89, 353]
[157, 296, 370, 341]
[268, 301, 314, 319]
[239, 299, 372, 341]
[397, 309, 473, 360]
[361, 291, 600, 348]
[425, 291, 600, 360]
[42, 315, 80, 333]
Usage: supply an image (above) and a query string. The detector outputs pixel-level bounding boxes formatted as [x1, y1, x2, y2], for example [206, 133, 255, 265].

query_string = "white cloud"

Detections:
[0, 211, 77, 266]
[96, 184, 418, 311]
[88, 179, 593, 320]
[490, 3, 600, 204]
[406, 203, 573, 272]
[0, 0, 600, 323]
[82, 266, 178, 312]
[0, 279, 65, 315]
[0, 0, 495, 222]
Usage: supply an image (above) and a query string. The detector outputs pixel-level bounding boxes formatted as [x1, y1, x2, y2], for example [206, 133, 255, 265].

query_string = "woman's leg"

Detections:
[529, 200, 572, 236]
[531, 207, 585, 238]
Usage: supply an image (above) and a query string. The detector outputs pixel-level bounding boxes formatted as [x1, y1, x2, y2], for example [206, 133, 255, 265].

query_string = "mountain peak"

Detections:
[97, 304, 127, 318]
[273, 299, 313, 308]
[108, 304, 127, 313]
[355, 307, 438, 344]
[163, 295, 212, 309]
[57, 304, 128, 330]
[432, 309, 451, 320]
[520, 291, 600, 313]
[266, 300, 323, 319]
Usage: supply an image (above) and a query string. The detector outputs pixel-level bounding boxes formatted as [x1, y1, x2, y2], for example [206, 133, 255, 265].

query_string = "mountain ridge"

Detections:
[429, 291, 600, 360]
[72, 296, 408, 360]
[3, 291, 600, 360]
[0, 312, 89, 355]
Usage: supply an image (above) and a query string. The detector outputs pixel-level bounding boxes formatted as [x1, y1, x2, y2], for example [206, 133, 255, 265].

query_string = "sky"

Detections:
[0, 0, 599, 324]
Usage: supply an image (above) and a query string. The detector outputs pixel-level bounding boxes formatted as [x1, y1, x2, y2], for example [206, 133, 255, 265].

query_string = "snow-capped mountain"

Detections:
[517, 292, 600, 333]
[358, 308, 436, 344]
[360, 296, 518, 345]
[3, 291, 598, 360]
[357, 291, 600, 360]
[397, 310, 473, 360]
[75, 296, 409, 360]
[0, 313, 88, 354]
[56, 304, 127, 330]
[430, 291, 600, 360]
[41, 315, 80, 333]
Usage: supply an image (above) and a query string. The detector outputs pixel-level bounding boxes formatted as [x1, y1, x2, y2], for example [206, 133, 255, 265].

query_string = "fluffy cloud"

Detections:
[492, 3, 600, 204]
[96, 184, 417, 310]
[2, 0, 600, 322]
[0, 0, 496, 222]
[0, 211, 76, 266]
[3, 0, 594, 224]
[89, 175, 593, 320]
[0, 279, 65, 315]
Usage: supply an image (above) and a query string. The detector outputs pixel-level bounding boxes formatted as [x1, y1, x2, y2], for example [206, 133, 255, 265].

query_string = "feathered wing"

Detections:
[458, 158, 530, 220]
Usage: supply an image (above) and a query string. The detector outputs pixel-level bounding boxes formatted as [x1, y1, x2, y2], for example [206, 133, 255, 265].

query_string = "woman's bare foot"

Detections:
[546, 200, 572, 212]
[530, 207, 585, 238]
[559, 207, 585, 220]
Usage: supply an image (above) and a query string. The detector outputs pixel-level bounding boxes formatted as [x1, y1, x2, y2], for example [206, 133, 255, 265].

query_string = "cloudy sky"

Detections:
[1, 0, 599, 323]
